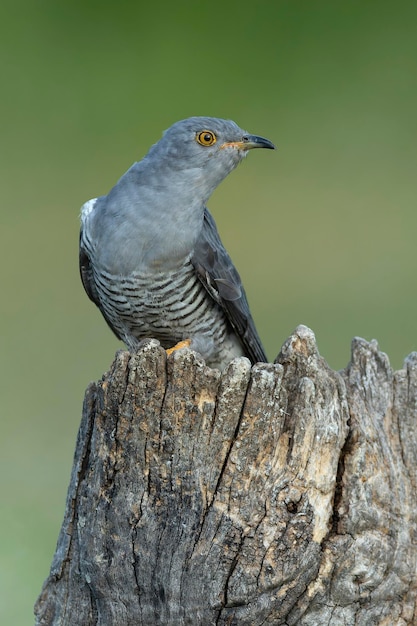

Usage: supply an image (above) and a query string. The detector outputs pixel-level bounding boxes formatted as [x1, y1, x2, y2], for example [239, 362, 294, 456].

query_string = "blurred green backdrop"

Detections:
[1, 1, 417, 623]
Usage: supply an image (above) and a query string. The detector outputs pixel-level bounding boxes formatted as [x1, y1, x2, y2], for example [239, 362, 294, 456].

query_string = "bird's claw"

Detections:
[166, 339, 192, 356]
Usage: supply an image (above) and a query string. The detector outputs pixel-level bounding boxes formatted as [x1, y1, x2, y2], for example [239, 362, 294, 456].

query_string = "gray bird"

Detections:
[80, 116, 275, 369]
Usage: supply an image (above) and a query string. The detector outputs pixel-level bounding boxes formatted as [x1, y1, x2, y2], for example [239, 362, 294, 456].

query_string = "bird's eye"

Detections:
[196, 130, 217, 147]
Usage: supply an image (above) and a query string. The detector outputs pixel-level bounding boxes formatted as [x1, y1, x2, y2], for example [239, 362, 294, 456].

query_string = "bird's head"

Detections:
[144, 116, 275, 199]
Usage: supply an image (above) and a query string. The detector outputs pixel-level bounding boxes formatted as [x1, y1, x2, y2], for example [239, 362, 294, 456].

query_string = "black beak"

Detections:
[241, 134, 276, 150]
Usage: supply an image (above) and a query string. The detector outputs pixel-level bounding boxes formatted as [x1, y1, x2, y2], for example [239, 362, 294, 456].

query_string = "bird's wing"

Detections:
[191, 208, 267, 364]
[79, 199, 123, 341]
[79, 235, 100, 306]
[79, 199, 101, 306]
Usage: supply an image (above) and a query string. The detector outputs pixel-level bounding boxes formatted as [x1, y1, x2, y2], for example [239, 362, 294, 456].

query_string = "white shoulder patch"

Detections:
[80, 198, 97, 223]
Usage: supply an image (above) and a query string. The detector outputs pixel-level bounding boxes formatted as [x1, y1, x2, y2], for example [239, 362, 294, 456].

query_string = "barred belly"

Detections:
[93, 260, 244, 369]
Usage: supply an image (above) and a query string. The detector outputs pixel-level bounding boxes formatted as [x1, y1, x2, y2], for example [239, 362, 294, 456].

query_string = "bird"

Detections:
[79, 116, 275, 370]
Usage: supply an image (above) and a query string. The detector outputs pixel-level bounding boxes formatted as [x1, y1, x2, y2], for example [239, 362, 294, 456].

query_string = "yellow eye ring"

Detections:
[196, 130, 217, 147]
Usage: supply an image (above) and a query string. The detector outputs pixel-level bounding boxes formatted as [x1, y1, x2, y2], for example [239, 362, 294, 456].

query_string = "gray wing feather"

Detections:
[191, 208, 267, 364]
[79, 199, 101, 307]
[79, 226, 123, 341]
[79, 236, 100, 306]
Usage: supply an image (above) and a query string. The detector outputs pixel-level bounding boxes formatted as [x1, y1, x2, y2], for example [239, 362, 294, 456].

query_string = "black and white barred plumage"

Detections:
[79, 117, 274, 369]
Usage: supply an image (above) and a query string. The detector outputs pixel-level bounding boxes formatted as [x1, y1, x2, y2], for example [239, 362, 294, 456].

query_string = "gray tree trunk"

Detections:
[34, 325, 417, 625]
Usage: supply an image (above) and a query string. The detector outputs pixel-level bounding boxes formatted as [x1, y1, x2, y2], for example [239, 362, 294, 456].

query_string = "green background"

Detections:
[2, 1, 417, 623]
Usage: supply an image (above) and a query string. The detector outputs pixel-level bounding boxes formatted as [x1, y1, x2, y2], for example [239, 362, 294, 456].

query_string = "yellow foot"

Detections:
[166, 339, 191, 356]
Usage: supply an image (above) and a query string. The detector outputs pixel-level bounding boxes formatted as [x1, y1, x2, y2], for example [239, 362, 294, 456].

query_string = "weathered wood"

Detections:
[35, 325, 417, 625]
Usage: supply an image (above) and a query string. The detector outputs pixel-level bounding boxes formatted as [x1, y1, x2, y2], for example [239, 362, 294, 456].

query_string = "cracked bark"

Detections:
[34, 325, 417, 625]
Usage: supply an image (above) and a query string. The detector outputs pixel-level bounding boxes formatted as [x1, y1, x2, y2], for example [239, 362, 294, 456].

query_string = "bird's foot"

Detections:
[166, 339, 192, 356]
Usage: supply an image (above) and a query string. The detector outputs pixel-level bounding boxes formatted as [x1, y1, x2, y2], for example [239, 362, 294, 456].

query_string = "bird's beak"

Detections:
[220, 134, 276, 151]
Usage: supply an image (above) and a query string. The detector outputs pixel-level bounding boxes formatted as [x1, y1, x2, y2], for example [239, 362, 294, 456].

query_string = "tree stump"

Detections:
[34, 325, 417, 625]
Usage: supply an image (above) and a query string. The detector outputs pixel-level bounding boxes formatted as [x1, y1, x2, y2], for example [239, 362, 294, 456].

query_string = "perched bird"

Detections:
[80, 117, 275, 369]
